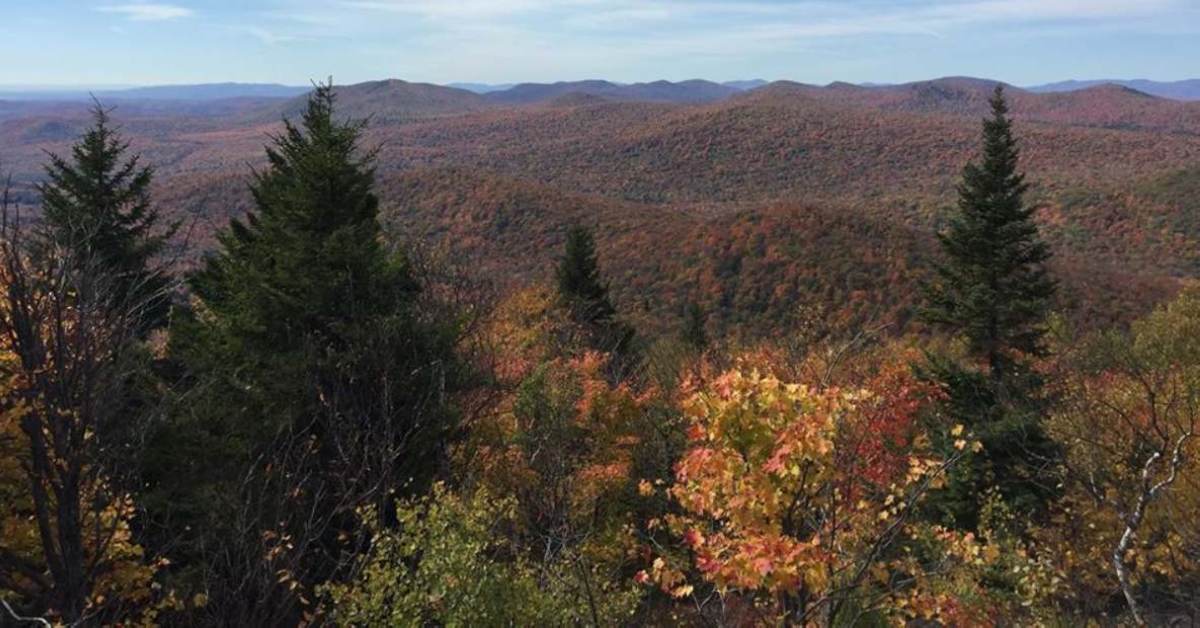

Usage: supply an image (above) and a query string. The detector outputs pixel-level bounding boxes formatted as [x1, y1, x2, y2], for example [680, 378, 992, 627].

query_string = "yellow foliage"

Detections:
[0, 350, 169, 624]
[1044, 288, 1200, 615]
[640, 360, 1057, 624]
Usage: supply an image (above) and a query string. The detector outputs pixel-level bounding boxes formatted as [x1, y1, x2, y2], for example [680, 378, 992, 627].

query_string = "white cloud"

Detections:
[98, 3, 194, 22]
[334, 0, 1178, 27]
[319, 0, 1180, 55]
[946, 0, 1175, 20]
[256, 0, 1191, 83]
[241, 26, 297, 45]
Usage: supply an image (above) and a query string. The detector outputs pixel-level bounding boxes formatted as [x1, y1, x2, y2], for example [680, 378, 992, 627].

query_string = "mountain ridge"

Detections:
[1, 74, 1198, 336]
[0, 82, 310, 102]
[3, 77, 1197, 106]
[1029, 78, 1200, 101]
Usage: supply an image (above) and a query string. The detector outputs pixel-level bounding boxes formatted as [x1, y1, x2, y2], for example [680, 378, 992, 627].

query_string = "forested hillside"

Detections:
[5, 76, 1194, 338]
[1, 80, 1199, 626]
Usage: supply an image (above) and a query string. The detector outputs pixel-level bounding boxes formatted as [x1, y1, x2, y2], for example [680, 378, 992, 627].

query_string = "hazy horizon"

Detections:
[1, 75, 1198, 93]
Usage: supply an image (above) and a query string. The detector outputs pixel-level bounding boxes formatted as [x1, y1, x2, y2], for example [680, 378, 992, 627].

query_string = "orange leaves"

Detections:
[637, 357, 999, 621]
[690, 533, 831, 594]
[677, 368, 835, 470]
[660, 366, 867, 591]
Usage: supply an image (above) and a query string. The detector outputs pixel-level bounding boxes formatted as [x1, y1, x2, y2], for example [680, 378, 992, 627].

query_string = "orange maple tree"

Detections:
[637, 358, 1057, 625]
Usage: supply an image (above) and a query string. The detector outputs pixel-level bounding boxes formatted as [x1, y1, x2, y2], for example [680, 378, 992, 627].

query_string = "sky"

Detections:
[2, 0, 1198, 87]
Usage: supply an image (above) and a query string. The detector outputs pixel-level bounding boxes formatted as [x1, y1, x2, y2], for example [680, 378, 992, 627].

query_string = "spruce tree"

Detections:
[185, 83, 406, 368]
[39, 104, 172, 334]
[557, 225, 617, 325]
[555, 225, 635, 361]
[920, 86, 1059, 529]
[157, 85, 462, 607]
[923, 86, 1056, 381]
[176, 81, 459, 454]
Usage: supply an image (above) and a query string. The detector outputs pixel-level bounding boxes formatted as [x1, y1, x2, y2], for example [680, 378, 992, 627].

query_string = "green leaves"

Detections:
[324, 485, 641, 627]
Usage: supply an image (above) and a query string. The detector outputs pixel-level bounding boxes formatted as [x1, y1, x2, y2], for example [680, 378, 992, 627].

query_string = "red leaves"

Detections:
[752, 556, 774, 577]
[645, 356, 957, 617]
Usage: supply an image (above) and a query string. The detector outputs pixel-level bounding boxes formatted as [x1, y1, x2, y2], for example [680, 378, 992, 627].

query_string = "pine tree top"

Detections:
[188, 81, 410, 352]
[41, 104, 163, 257]
[556, 225, 616, 324]
[921, 85, 1056, 380]
[38, 102, 173, 334]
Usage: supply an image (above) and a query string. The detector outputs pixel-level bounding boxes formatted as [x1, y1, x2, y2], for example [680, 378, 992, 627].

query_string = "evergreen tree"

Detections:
[555, 225, 634, 359]
[919, 86, 1060, 529]
[185, 83, 407, 376]
[39, 104, 173, 334]
[156, 84, 463, 618]
[557, 225, 617, 325]
[174, 81, 460, 472]
[922, 86, 1056, 382]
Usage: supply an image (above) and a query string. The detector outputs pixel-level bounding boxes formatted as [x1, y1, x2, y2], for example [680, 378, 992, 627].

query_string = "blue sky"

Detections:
[3, 0, 1198, 87]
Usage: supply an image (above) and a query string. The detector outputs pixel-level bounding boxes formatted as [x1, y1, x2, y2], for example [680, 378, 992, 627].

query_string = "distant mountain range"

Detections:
[1, 74, 1196, 337]
[2, 78, 1197, 106]
[265, 80, 486, 123]
[5, 76, 1186, 129]
[0, 83, 309, 102]
[450, 79, 768, 95]
[447, 83, 516, 94]
[1028, 79, 1200, 101]
[482, 79, 744, 105]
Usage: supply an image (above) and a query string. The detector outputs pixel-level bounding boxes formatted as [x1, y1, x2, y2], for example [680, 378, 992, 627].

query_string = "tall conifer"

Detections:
[920, 86, 1060, 529]
[923, 86, 1056, 381]
[39, 104, 172, 334]
[557, 225, 617, 325]
[157, 85, 462, 612]
[177, 81, 459, 460]
[186, 83, 406, 368]
[555, 224, 635, 363]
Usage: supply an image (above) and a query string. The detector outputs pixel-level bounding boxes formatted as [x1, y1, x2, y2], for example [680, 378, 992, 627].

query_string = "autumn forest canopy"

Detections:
[1, 76, 1200, 627]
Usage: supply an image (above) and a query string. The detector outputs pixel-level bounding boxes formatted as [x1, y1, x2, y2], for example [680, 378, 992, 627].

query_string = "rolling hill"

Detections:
[1, 76, 1198, 337]
[379, 167, 1180, 338]
[483, 79, 741, 105]
[0, 82, 309, 103]
[748, 78, 1200, 134]
[264, 79, 486, 123]
[1030, 78, 1200, 101]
